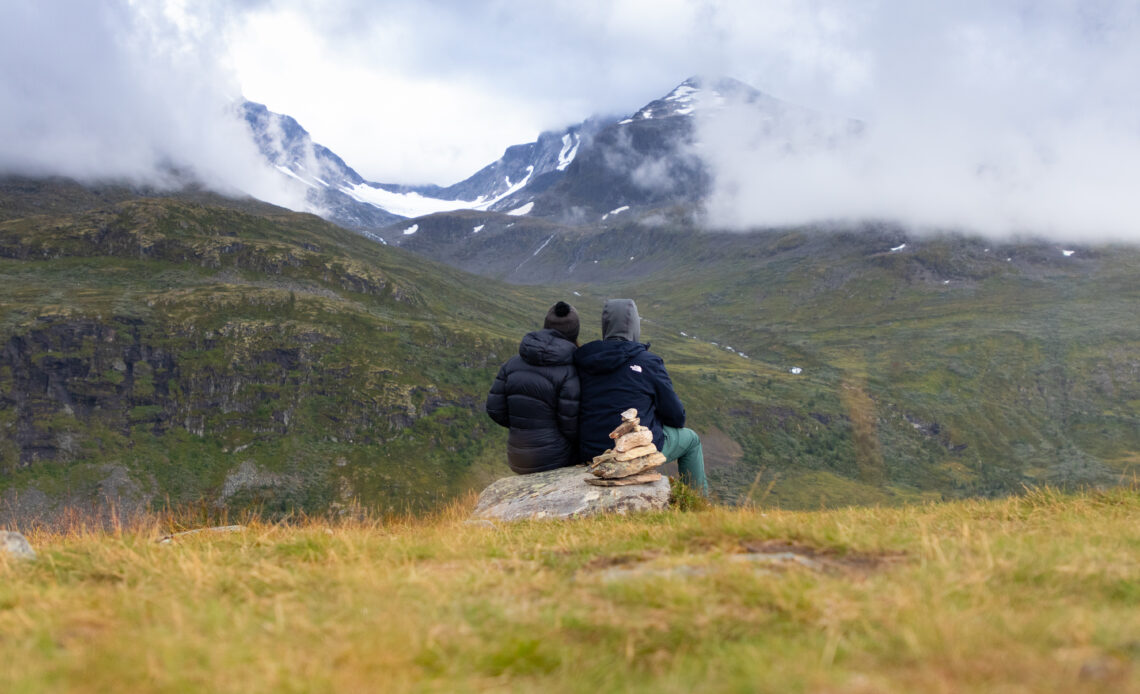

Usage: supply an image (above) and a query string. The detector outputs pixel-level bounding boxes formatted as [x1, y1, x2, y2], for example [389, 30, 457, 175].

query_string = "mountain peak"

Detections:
[624, 75, 776, 123]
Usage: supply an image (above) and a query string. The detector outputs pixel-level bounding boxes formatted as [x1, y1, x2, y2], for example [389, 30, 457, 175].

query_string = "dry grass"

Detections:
[3, 488, 1140, 693]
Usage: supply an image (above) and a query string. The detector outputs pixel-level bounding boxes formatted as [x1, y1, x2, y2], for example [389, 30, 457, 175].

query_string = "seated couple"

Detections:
[485, 298, 708, 495]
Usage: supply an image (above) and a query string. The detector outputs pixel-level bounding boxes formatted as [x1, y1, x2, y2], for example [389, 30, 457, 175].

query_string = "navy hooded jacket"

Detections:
[573, 300, 685, 460]
[485, 329, 580, 474]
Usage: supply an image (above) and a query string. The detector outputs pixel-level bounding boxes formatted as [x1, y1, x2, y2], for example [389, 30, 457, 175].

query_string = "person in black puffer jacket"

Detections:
[485, 301, 581, 474]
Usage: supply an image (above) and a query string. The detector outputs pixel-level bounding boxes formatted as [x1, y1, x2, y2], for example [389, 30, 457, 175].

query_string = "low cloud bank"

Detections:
[4, 0, 1139, 243]
[697, 1, 1140, 242]
[698, 106, 1140, 241]
[0, 1, 305, 210]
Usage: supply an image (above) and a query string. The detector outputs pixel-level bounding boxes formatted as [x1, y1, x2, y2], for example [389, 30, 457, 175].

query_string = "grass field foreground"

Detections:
[2, 488, 1139, 693]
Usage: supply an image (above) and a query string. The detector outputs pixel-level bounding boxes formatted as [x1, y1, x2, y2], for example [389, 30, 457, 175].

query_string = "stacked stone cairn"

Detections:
[585, 408, 667, 486]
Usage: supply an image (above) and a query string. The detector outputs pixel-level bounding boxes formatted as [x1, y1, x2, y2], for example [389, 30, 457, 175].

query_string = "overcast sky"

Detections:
[224, 0, 879, 185]
[2, 0, 1139, 237]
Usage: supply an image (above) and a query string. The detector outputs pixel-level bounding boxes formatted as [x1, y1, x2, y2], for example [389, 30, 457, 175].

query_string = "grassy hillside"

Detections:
[609, 227, 1140, 506]
[391, 212, 1140, 507]
[0, 181, 569, 521]
[3, 178, 1138, 519]
[2, 488, 1139, 692]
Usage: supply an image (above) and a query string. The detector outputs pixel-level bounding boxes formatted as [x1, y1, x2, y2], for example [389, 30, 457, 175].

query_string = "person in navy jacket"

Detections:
[574, 298, 708, 495]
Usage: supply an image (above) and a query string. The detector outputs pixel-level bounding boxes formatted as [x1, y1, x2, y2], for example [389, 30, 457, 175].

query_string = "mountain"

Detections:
[245, 76, 858, 235]
[241, 101, 402, 235]
[3, 77, 1137, 525]
[241, 102, 611, 231]
[379, 116, 614, 212]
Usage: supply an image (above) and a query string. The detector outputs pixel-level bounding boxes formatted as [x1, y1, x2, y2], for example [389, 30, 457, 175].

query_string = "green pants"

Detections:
[660, 426, 708, 496]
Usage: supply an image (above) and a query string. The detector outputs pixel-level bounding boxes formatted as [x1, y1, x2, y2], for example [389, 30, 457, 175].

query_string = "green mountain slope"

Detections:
[564, 225, 1140, 506]
[2, 180, 1138, 521]
[0, 182, 568, 522]
[373, 212, 1140, 507]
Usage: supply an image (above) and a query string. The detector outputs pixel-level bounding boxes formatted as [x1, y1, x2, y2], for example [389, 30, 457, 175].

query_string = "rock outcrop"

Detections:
[471, 465, 670, 521]
[1, 530, 36, 560]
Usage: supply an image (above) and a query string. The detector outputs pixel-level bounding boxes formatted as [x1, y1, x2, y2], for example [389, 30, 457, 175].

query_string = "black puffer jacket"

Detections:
[485, 329, 580, 474]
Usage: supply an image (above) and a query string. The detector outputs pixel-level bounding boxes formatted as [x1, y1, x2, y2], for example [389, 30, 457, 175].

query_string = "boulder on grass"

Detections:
[1, 531, 36, 561]
[471, 465, 670, 521]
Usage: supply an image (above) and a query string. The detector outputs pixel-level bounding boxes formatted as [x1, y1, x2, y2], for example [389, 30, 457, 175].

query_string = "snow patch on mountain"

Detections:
[275, 165, 315, 187]
[557, 134, 580, 171]
[666, 85, 699, 102]
[501, 166, 534, 198]
[664, 84, 698, 115]
[341, 182, 486, 218]
[629, 78, 720, 122]
[508, 201, 535, 216]
[602, 206, 630, 221]
[335, 164, 540, 219]
[531, 235, 554, 256]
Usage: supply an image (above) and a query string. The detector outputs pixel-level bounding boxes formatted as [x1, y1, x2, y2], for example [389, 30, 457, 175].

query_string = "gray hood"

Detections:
[602, 298, 641, 343]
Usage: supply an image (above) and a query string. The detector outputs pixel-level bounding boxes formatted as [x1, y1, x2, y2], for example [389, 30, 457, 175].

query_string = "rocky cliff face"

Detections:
[1, 317, 340, 467]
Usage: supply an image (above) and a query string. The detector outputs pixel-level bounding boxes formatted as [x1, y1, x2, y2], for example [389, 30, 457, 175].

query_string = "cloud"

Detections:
[225, 1, 880, 184]
[0, 0, 306, 209]
[697, 0, 1140, 240]
[4, 0, 1139, 240]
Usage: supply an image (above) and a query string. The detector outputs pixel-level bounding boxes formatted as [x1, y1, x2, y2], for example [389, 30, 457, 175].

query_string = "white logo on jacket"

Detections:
[629, 364, 642, 373]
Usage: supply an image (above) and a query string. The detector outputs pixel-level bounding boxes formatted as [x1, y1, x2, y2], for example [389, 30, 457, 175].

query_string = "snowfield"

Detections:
[557, 134, 579, 171]
[340, 183, 486, 218]
[335, 164, 536, 219]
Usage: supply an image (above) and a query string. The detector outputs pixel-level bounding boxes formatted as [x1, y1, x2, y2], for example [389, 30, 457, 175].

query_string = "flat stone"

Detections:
[471, 465, 670, 521]
[1, 531, 36, 561]
[615, 444, 658, 462]
[608, 418, 641, 439]
[590, 451, 667, 479]
[584, 472, 663, 486]
[614, 429, 652, 452]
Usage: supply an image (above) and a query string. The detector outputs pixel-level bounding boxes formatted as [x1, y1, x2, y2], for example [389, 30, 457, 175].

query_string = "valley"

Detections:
[2, 177, 1137, 522]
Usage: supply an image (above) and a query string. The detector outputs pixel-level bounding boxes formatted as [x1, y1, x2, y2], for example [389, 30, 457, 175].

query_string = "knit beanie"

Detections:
[544, 301, 580, 342]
